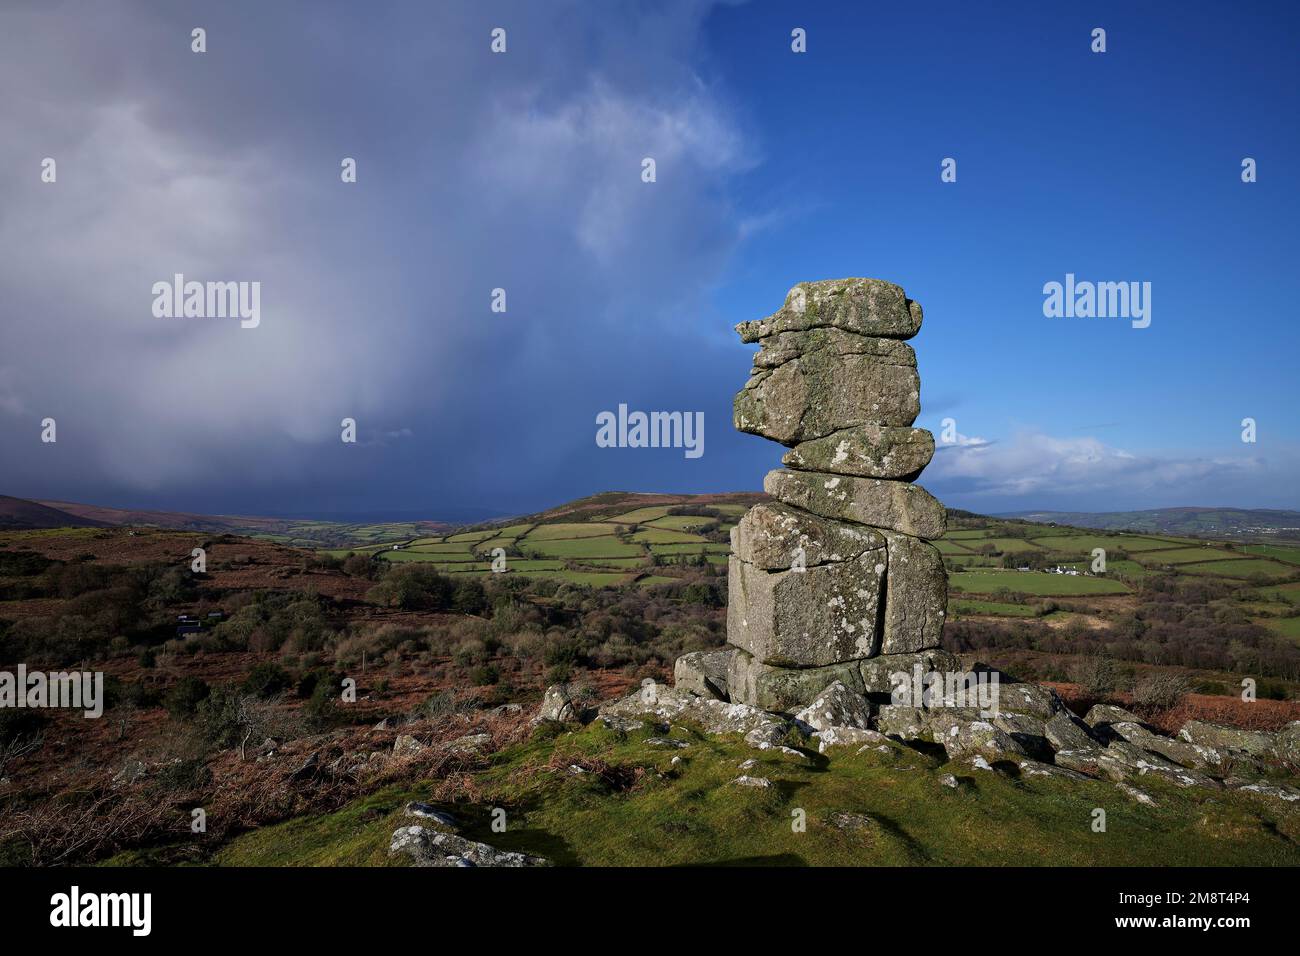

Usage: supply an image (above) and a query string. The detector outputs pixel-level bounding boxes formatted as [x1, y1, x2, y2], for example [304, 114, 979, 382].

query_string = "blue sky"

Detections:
[1, 0, 1296, 519]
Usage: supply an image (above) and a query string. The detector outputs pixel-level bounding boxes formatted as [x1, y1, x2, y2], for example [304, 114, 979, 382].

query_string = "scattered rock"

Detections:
[828, 811, 881, 832]
[290, 752, 320, 781]
[730, 775, 772, 788]
[646, 737, 689, 749]
[1083, 704, 1143, 732]
[794, 681, 873, 733]
[1117, 783, 1158, 807]
[673, 648, 735, 700]
[111, 759, 147, 788]
[598, 681, 792, 749]
[1043, 710, 1101, 752]
[927, 712, 1027, 761]
[1178, 720, 1276, 763]
[534, 685, 579, 724]
[389, 826, 548, 867]
[728, 648, 864, 713]
[404, 803, 460, 829]
[1018, 760, 1092, 781]
[392, 734, 426, 757]
[1225, 779, 1300, 803]
[995, 683, 1064, 721]
[447, 733, 492, 754]
[1275, 721, 1300, 772]
[814, 726, 889, 753]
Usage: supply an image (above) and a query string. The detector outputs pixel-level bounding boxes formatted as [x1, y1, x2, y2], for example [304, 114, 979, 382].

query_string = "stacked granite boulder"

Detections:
[722, 278, 951, 714]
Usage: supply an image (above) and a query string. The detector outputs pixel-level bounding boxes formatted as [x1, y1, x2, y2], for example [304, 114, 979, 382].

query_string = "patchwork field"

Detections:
[354, 493, 751, 588]
[322, 497, 1300, 602]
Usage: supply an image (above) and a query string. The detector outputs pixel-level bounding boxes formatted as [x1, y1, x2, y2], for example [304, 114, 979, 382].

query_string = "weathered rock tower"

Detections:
[682, 278, 951, 714]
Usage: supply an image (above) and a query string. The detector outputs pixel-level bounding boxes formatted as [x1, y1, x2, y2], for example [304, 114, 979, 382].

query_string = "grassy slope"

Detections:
[210, 722, 1300, 867]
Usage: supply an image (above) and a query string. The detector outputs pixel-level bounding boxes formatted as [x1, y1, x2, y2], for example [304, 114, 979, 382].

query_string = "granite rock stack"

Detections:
[718, 278, 949, 714]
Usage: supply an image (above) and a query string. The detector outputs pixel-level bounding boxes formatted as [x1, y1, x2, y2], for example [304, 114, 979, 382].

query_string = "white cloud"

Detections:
[926, 429, 1283, 509]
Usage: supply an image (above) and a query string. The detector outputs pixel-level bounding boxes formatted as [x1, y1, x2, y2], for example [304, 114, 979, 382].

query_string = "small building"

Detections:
[176, 624, 203, 637]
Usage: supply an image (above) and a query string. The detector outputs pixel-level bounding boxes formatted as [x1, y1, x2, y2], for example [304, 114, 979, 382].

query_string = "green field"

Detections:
[1259, 617, 1300, 640]
[407, 543, 475, 555]
[1241, 544, 1300, 566]
[933, 539, 975, 554]
[1180, 559, 1296, 581]
[609, 507, 672, 523]
[949, 569, 1129, 596]
[648, 543, 729, 556]
[527, 523, 622, 541]
[949, 599, 1039, 618]
[982, 538, 1043, 554]
[1254, 582, 1300, 602]
[525, 539, 645, 559]
[1029, 534, 1173, 553]
[631, 528, 708, 544]
[1136, 547, 1245, 566]
[646, 515, 720, 532]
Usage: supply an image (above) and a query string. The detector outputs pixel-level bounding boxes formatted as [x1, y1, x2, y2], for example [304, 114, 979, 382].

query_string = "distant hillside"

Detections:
[0, 496, 452, 548]
[0, 495, 107, 529]
[490, 490, 767, 529]
[1001, 507, 1300, 540]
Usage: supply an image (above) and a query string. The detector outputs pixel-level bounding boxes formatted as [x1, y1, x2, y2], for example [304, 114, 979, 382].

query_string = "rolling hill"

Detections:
[1001, 507, 1300, 540]
[0, 495, 107, 529]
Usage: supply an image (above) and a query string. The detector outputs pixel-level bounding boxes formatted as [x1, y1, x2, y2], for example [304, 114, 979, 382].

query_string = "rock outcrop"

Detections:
[658, 277, 1300, 806]
[699, 277, 947, 713]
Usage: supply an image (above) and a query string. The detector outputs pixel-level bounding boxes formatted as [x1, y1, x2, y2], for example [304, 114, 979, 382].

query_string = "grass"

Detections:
[1136, 546, 1246, 565]
[515, 571, 632, 586]
[933, 539, 975, 555]
[631, 528, 708, 544]
[525, 539, 645, 559]
[645, 515, 718, 532]
[948, 569, 1129, 596]
[1259, 617, 1300, 641]
[575, 557, 649, 568]
[1180, 559, 1294, 581]
[982, 538, 1044, 554]
[647, 543, 728, 556]
[609, 507, 672, 523]
[949, 600, 1041, 618]
[636, 575, 683, 587]
[1241, 544, 1300, 566]
[1253, 582, 1300, 601]
[1029, 535, 1174, 553]
[526, 523, 622, 541]
[209, 722, 1300, 867]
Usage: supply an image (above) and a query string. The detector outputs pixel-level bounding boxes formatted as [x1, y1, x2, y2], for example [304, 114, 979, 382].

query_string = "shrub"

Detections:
[1071, 656, 1121, 699]
[163, 677, 211, 720]
[241, 662, 292, 699]
[1129, 671, 1194, 713]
